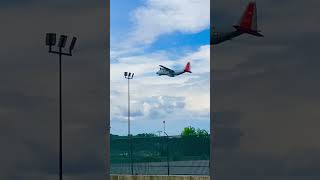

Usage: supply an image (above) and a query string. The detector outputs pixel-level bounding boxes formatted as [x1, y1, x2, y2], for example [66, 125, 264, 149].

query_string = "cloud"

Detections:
[110, 44, 210, 135]
[129, 0, 209, 46]
[143, 96, 186, 115]
[112, 0, 209, 51]
[110, 0, 210, 176]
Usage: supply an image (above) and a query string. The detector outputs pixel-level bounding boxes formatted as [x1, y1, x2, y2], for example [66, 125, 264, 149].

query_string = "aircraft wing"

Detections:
[159, 65, 174, 73]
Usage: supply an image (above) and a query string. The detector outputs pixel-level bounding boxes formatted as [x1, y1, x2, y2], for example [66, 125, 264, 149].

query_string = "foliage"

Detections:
[181, 126, 209, 137]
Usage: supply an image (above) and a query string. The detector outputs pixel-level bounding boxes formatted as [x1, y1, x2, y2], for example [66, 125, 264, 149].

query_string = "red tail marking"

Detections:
[184, 62, 191, 73]
[239, 2, 256, 29]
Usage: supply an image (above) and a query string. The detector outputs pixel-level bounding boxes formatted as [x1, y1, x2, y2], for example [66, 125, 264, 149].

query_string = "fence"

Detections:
[110, 135, 210, 175]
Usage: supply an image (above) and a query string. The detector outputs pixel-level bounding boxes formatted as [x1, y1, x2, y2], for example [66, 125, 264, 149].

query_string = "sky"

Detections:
[110, 0, 210, 136]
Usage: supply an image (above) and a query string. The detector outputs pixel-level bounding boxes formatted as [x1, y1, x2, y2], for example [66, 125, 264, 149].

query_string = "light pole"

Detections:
[163, 120, 169, 175]
[124, 72, 134, 136]
[124, 71, 134, 175]
[163, 120, 167, 136]
[45, 33, 77, 180]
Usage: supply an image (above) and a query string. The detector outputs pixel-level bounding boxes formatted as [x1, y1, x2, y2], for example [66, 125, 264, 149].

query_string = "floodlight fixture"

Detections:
[69, 37, 77, 52]
[124, 72, 134, 79]
[58, 35, 68, 48]
[46, 33, 56, 46]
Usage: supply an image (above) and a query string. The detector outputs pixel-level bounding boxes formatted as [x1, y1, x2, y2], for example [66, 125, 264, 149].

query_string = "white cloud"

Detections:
[111, 0, 210, 59]
[110, 0, 210, 135]
[128, 0, 210, 46]
[111, 45, 210, 81]
[110, 45, 210, 135]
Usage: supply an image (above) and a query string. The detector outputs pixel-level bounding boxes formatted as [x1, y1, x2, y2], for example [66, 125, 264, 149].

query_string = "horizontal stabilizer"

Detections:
[233, 25, 264, 37]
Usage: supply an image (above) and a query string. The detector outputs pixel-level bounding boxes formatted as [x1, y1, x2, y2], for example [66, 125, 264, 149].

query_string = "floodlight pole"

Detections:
[128, 77, 133, 175]
[59, 47, 63, 180]
[124, 72, 134, 137]
[54, 48, 71, 180]
[124, 72, 134, 175]
[128, 77, 130, 136]
[163, 120, 169, 175]
[46, 33, 77, 180]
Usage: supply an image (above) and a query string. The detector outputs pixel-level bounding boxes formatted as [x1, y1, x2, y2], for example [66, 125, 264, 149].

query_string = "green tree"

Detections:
[181, 126, 209, 137]
[196, 128, 209, 137]
[181, 126, 197, 136]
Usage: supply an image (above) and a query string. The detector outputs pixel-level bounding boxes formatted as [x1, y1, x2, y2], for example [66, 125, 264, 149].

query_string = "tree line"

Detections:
[111, 126, 209, 137]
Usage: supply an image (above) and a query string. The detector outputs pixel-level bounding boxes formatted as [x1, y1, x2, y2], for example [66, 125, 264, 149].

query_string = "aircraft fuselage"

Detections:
[211, 30, 243, 45]
[156, 70, 185, 77]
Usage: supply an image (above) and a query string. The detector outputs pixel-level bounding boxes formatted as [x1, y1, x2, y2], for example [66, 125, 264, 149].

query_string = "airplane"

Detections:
[156, 62, 191, 77]
[211, 1, 263, 45]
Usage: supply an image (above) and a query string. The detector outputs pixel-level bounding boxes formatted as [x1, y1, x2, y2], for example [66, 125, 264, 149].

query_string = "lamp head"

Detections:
[58, 35, 68, 48]
[46, 33, 56, 46]
[69, 37, 77, 51]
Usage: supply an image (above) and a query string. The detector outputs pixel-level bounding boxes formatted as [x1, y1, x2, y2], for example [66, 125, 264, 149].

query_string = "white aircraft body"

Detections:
[156, 62, 191, 77]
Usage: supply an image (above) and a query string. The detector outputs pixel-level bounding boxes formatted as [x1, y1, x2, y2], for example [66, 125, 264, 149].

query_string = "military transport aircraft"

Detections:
[156, 62, 191, 77]
[211, 1, 263, 45]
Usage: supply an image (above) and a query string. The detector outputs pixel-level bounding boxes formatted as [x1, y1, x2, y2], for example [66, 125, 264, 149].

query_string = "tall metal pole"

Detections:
[46, 33, 77, 180]
[128, 78, 130, 136]
[130, 136, 133, 175]
[128, 78, 134, 175]
[124, 72, 134, 175]
[59, 47, 63, 180]
[162, 120, 169, 175]
[166, 134, 169, 175]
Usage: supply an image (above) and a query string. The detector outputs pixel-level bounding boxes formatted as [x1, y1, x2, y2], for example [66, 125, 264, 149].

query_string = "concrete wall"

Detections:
[110, 175, 209, 180]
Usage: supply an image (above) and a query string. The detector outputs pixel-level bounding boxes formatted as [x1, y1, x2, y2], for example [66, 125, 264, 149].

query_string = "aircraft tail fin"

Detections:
[184, 62, 191, 73]
[234, 1, 263, 37]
